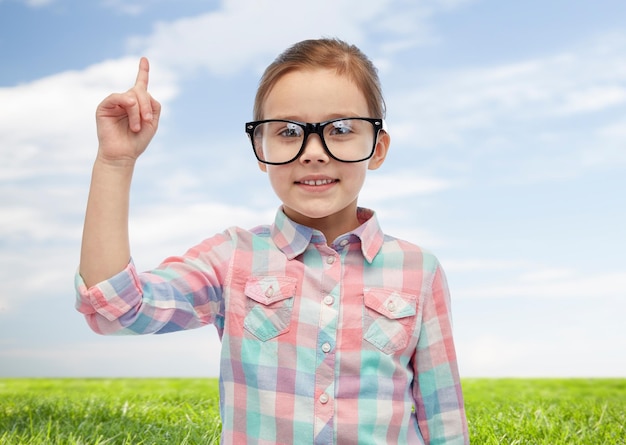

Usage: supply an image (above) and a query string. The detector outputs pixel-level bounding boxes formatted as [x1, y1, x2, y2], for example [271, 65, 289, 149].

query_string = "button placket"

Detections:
[314, 246, 340, 441]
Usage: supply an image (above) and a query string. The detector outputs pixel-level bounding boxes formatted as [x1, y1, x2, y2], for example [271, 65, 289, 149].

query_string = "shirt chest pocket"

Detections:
[243, 276, 297, 341]
[363, 288, 421, 354]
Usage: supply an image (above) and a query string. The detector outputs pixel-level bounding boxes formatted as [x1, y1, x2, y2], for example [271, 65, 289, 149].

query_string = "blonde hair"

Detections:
[253, 38, 386, 121]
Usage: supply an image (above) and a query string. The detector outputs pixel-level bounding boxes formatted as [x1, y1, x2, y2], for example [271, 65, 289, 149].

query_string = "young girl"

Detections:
[76, 38, 469, 444]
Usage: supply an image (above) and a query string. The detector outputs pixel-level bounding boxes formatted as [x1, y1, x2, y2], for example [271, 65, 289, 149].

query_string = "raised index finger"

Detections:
[134, 57, 150, 90]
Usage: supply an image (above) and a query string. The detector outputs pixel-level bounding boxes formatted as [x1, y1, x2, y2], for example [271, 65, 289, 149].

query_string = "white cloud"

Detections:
[0, 57, 179, 181]
[456, 269, 626, 300]
[16, 0, 54, 7]
[0, 206, 73, 241]
[362, 172, 453, 202]
[127, 1, 378, 76]
[458, 331, 626, 377]
[398, 47, 626, 145]
[555, 85, 626, 115]
[388, 32, 626, 181]
[0, 330, 222, 377]
[444, 258, 531, 273]
[599, 118, 626, 140]
[101, 0, 144, 15]
[124, 0, 474, 78]
[0, 244, 78, 311]
[580, 117, 626, 167]
[127, 202, 276, 270]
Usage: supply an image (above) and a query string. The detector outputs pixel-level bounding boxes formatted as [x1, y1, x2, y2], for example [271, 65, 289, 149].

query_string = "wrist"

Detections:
[94, 152, 138, 170]
[91, 155, 136, 188]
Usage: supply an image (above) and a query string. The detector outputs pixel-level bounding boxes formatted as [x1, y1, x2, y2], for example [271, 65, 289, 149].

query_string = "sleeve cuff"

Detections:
[74, 260, 143, 322]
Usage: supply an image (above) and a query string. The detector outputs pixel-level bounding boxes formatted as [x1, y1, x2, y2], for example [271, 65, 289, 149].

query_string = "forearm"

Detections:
[79, 157, 135, 288]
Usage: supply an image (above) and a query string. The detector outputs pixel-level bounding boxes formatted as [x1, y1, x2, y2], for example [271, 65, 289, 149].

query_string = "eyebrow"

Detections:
[265, 112, 368, 122]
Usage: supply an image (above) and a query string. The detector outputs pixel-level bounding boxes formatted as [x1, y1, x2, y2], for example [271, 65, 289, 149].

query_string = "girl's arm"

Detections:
[413, 263, 469, 444]
[79, 58, 161, 287]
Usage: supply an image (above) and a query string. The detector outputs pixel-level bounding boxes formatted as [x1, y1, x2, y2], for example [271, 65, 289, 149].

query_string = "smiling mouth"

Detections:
[297, 179, 338, 186]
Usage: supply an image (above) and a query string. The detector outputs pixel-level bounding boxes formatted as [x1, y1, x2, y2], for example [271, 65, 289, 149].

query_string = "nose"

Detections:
[299, 133, 330, 164]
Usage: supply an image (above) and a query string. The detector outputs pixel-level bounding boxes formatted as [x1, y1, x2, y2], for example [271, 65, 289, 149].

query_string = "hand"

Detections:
[95, 57, 161, 165]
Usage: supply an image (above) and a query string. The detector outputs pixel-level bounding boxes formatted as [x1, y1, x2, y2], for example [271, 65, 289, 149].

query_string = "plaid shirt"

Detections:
[76, 208, 469, 444]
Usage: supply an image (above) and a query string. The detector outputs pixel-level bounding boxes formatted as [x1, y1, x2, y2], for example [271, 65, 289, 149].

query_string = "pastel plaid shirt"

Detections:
[75, 208, 469, 444]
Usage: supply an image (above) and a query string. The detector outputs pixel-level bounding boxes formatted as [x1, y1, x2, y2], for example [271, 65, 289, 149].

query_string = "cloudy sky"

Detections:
[1, 0, 625, 378]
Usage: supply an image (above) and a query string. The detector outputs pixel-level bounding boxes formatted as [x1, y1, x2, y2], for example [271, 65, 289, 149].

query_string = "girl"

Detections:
[76, 38, 469, 444]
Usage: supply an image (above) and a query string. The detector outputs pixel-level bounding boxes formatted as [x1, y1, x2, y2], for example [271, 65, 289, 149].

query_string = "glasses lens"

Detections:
[252, 121, 304, 164]
[323, 118, 376, 161]
[251, 118, 377, 164]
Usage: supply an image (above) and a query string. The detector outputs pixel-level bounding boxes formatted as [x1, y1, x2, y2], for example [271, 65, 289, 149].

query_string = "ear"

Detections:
[368, 130, 390, 171]
[258, 162, 268, 172]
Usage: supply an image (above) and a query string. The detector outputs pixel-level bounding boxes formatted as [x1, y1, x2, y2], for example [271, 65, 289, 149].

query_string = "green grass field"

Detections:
[0, 378, 623, 444]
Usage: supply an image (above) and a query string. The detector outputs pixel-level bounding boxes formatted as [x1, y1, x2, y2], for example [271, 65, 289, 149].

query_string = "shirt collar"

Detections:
[270, 207, 384, 263]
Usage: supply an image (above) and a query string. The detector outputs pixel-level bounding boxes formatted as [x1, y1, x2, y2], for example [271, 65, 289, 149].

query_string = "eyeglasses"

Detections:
[245, 117, 384, 165]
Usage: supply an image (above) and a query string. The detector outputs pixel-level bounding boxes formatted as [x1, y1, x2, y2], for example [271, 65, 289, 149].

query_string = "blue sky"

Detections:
[1, 0, 625, 378]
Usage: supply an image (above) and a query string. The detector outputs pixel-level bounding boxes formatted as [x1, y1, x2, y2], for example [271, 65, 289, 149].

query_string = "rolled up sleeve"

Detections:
[75, 230, 234, 336]
[75, 260, 150, 334]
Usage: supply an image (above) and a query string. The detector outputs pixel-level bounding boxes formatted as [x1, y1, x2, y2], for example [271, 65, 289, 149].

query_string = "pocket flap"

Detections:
[364, 288, 416, 319]
[245, 276, 297, 305]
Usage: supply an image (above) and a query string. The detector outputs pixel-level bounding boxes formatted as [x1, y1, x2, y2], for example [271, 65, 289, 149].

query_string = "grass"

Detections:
[463, 378, 625, 444]
[0, 378, 624, 444]
[0, 379, 221, 444]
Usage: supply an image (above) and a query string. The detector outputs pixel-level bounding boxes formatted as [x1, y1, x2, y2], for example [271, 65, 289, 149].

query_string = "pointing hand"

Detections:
[95, 57, 161, 165]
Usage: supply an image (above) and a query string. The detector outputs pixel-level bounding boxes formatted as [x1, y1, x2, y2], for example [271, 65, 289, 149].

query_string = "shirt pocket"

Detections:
[243, 276, 297, 341]
[363, 288, 420, 354]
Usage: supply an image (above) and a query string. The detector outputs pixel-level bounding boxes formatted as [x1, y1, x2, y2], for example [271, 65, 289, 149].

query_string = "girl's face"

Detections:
[258, 68, 389, 241]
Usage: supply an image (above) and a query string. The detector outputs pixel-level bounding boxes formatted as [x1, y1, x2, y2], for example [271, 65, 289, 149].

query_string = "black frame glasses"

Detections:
[245, 117, 384, 165]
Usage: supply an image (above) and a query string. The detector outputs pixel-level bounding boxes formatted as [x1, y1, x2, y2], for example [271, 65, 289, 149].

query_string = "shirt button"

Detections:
[387, 301, 396, 312]
[326, 256, 336, 265]
[321, 342, 332, 353]
[339, 239, 349, 247]
[323, 295, 334, 306]
[319, 393, 329, 404]
[265, 286, 275, 297]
